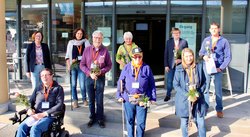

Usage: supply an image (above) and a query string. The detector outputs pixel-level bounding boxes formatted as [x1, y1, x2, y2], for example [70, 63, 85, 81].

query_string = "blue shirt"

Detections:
[116, 62, 156, 102]
[199, 36, 231, 70]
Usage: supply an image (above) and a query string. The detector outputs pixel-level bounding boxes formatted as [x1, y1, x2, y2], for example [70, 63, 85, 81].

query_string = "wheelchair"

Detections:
[9, 104, 69, 137]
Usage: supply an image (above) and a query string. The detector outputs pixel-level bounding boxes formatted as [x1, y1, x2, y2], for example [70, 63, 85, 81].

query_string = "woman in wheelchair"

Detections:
[16, 68, 65, 137]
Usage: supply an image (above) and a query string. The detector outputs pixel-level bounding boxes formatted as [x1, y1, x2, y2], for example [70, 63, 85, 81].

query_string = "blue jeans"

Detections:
[31, 64, 44, 90]
[16, 117, 54, 137]
[86, 76, 105, 120]
[203, 63, 223, 112]
[180, 116, 206, 137]
[71, 66, 87, 101]
[124, 102, 147, 137]
[165, 67, 175, 97]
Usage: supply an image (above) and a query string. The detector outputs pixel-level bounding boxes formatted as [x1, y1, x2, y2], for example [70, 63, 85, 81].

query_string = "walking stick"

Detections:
[120, 80, 127, 137]
[70, 70, 73, 111]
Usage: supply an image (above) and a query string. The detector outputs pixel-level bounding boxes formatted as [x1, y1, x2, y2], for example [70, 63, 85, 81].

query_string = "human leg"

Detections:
[30, 65, 44, 90]
[71, 68, 78, 101]
[180, 117, 188, 137]
[214, 72, 223, 114]
[124, 102, 136, 137]
[29, 117, 54, 137]
[194, 115, 206, 137]
[78, 68, 87, 101]
[16, 119, 31, 137]
[86, 77, 95, 120]
[135, 106, 147, 137]
[96, 76, 105, 121]
[166, 68, 175, 97]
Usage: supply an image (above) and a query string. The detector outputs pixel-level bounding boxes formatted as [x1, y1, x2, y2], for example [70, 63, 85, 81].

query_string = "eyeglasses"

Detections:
[40, 74, 52, 77]
[133, 56, 142, 59]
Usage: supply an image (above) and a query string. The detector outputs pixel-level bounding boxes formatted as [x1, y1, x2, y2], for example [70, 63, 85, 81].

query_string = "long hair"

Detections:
[72, 28, 86, 40]
[181, 48, 196, 69]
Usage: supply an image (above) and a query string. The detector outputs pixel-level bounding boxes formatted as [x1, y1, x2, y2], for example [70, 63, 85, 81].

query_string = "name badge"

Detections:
[42, 102, 50, 109]
[132, 82, 139, 88]
[78, 56, 82, 60]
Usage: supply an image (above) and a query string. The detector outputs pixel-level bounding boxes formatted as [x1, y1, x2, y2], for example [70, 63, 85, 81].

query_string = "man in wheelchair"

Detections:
[15, 68, 65, 137]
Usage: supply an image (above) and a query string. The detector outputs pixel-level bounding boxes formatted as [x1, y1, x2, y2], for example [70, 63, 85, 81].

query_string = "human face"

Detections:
[183, 51, 194, 65]
[132, 54, 143, 65]
[172, 30, 180, 40]
[35, 33, 42, 43]
[209, 24, 220, 37]
[124, 36, 132, 45]
[40, 70, 53, 86]
[92, 33, 103, 48]
[76, 30, 83, 40]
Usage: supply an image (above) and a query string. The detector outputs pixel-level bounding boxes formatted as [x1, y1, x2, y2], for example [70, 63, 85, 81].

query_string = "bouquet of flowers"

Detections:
[70, 61, 79, 70]
[15, 93, 30, 107]
[91, 61, 100, 89]
[205, 41, 212, 57]
[173, 49, 182, 60]
[139, 95, 150, 109]
[186, 85, 199, 102]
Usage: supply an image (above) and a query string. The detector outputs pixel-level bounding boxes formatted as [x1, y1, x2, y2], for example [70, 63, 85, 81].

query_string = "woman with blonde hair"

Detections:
[173, 48, 208, 137]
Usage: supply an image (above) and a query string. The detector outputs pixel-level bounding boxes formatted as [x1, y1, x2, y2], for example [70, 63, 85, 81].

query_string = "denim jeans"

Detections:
[31, 64, 44, 90]
[71, 66, 87, 101]
[165, 67, 175, 97]
[86, 76, 105, 120]
[16, 117, 54, 137]
[203, 63, 223, 112]
[124, 102, 147, 137]
[180, 116, 206, 137]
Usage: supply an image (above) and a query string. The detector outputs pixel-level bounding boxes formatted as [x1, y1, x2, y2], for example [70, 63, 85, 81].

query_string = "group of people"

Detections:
[19, 21, 231, 137]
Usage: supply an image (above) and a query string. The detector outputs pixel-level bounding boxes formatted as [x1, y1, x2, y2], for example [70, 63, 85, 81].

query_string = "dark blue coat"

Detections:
[173, 63, 208, 118]
[164, 38, 188, 69]
[25, 42, 52, 72]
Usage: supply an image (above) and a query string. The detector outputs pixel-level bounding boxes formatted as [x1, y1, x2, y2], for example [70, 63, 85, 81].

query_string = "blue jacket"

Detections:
[25, 42, 52, 72]
[164, 38, 188, 69]
[173, 63, 208, 118]
[116, 62, 156, 102]
[199, 36, 231, 70]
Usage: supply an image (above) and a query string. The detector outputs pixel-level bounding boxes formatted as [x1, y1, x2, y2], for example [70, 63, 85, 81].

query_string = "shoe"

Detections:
[73, 100, 79, 108]
[98, 120, 105, 128]
[83, 100, 88, 106]
[164, 96, 170, 102]
[87, 119, 94, 127]
[217, 111, 224, 118]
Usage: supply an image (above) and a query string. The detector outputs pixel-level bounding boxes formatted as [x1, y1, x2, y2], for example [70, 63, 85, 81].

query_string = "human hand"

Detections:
[27, 108, 35, 116]
[26, 72, 31, 78]
[165, 67, 170, 72]
[90, 73, 98, 80]
[118, 98, 124, 103]
[203, 55, 209, 62]
[175, 59, 182, 64]
[217, 68, 222, 72]
[150, 101, 156, 105]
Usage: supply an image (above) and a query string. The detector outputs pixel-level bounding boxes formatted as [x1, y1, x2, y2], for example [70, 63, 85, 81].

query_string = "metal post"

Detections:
[16, 0, 22, 80]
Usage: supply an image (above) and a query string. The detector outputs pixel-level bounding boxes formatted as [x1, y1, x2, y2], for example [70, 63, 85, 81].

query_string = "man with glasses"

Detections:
[80, 30, 112, 128]
[164, 27, 188, 102]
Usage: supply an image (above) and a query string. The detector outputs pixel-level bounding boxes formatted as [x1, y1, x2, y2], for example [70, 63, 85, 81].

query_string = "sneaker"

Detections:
[98, 120, 105, 128]
[87, 119, 94, 127]
[164, 96, 170, 102]
[83, 100, 88, 106]
[217, 111, 224, 118]
[73, 100, 79, 108]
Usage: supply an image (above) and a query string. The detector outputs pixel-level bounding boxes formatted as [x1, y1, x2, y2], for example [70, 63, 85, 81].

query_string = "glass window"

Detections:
[206, 0, 247, 34]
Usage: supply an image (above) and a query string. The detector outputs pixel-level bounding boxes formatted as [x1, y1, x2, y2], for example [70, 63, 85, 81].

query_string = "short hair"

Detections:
[181, 48, 196, 69]
[210, 22, 220, 28]
[171, 27, 181, 34]
[123, 31, 133, 39]
[92, 30, 103, 38]
[40, 68, 54, 76]
[72, 28, 86, 40]
[31, 31, 43, 42]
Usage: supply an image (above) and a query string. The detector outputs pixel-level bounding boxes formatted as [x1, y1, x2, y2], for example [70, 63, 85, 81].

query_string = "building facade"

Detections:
[5, 0, 250, 93]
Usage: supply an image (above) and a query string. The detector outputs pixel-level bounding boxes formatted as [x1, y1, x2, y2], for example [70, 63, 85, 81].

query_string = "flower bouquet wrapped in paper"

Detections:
[15, 93, 30, 107]
[90, 61, 100, 89]
[186, 85, 199, 102]
[139, 95, 150, 109]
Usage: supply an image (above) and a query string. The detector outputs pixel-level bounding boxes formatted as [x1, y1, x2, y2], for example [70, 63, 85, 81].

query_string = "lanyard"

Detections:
[76, 45, 82, 55]
[133, 65, 142, 81]
[92, 48, 99, 61]
[43, 82, 53, 102]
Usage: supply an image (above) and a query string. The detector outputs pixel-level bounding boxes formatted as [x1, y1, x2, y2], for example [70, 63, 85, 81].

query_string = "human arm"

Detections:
[219, 40, 232, 70]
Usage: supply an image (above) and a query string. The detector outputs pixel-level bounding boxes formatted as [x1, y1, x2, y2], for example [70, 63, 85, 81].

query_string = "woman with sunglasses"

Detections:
[116, 47, 156, 137]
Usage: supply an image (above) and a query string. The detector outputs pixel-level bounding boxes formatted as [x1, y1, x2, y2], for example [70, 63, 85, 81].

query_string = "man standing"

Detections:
[164, 27, 188, 102]
[80, 30, 112, 128]
[199, 22, 231, 118]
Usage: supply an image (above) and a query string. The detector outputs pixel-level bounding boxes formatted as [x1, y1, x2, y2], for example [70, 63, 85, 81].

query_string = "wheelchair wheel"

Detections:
[60, 130, 69, 137]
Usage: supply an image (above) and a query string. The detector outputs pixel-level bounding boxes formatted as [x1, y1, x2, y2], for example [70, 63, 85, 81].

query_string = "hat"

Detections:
[132, 47, 143, 57]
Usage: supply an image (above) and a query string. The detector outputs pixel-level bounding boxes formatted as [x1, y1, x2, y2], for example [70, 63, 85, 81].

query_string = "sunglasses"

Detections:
[133, 56, 142, 59]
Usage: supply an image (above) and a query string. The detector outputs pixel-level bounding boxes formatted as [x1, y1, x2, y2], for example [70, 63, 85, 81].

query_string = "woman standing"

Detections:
[173, 48, 208, 137]
[116, 31, 138, 71]
[65, 28, 90, 108]
[117, 47, 156, 137]
[25, 31, 51, 90]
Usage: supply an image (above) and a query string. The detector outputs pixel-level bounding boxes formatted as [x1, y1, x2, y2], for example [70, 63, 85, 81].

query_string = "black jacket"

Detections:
[25, 42, 52, 72]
